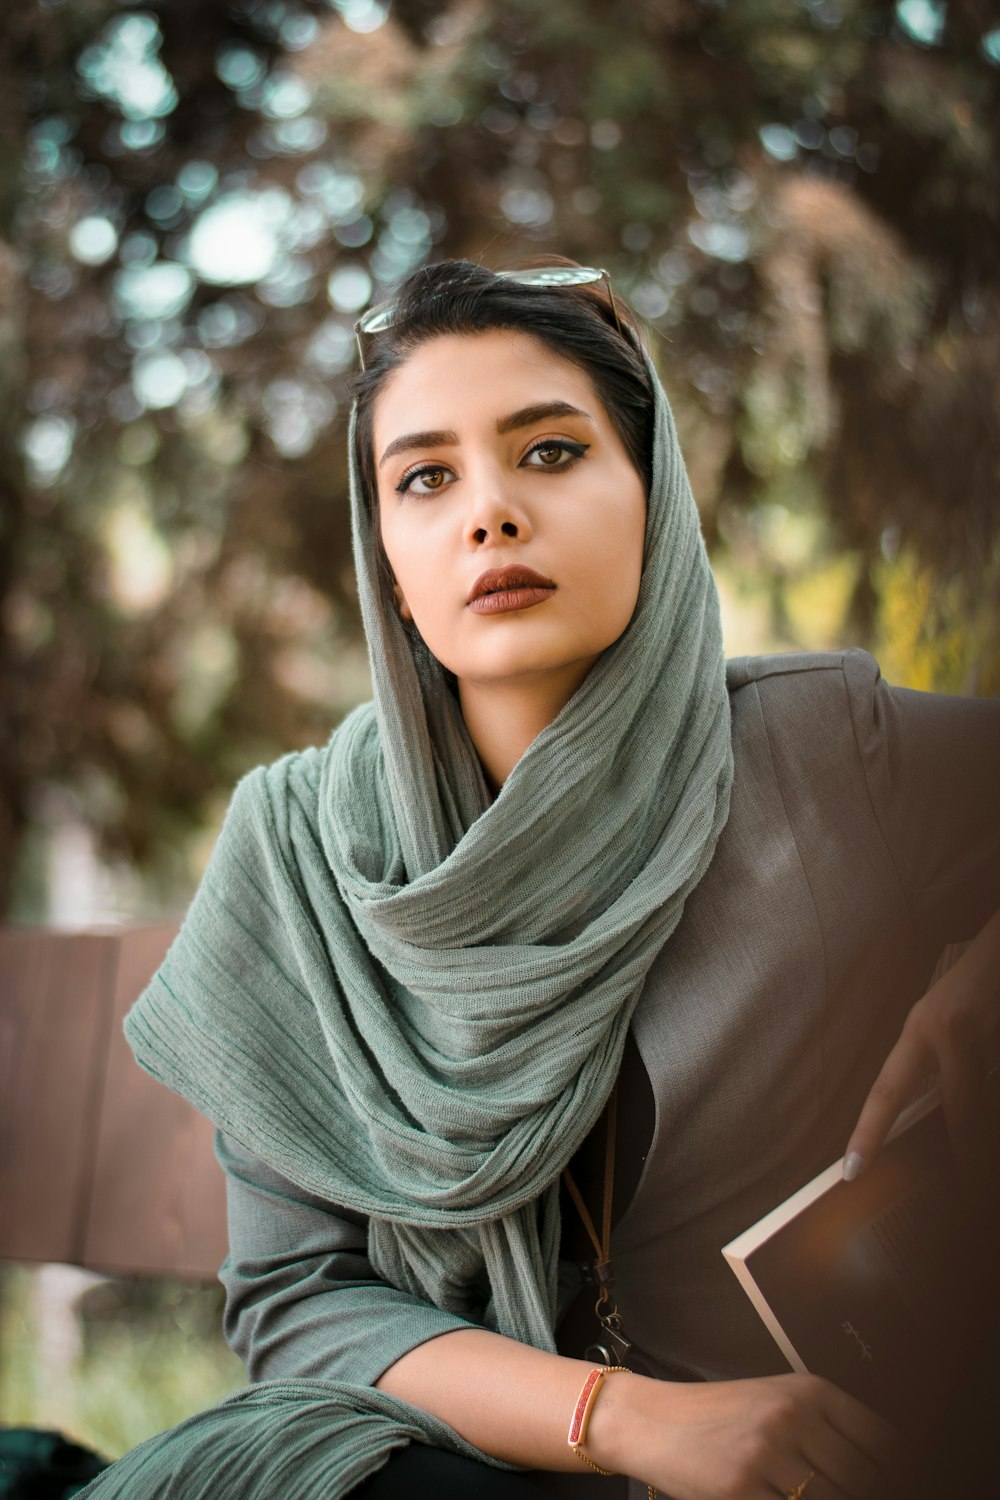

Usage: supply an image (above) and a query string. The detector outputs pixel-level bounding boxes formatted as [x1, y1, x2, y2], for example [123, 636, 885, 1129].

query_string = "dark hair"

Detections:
[350, 258, 655, 603]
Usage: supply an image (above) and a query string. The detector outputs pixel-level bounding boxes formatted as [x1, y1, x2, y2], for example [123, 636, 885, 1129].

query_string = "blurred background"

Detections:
[2, 0, 998, 1465]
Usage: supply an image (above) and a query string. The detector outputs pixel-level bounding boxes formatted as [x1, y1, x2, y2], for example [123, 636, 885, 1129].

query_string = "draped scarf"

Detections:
[80, 345, 733, 1497]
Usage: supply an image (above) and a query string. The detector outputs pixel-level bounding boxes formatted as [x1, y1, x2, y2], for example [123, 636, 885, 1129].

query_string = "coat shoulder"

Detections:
[725, 647, 875, 695]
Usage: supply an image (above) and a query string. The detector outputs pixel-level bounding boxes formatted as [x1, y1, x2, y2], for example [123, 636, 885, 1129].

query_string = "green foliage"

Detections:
[875, 541, 1000, 697]
[588, 46, 674, 121]
[0, 1266, 244, 1461]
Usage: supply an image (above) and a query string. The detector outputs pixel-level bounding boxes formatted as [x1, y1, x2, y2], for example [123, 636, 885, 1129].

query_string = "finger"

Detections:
[773, 1470, 850, 1500]
[771, 1455, 859, 1500]
[843, 1029, 932, 1180]
[776, 1398, 886, 1498]
[771, 1465, 826, 1500]
[818, 1381, 897, 1470]
[797, 1417, 882, 1499]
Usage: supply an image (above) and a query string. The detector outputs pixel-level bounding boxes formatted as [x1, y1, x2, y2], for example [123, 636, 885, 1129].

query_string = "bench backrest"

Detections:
[0, 925, 227, 1279]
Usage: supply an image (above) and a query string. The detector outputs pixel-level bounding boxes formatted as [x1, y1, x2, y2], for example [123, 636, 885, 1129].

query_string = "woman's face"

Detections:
[373, 329, 647, 702]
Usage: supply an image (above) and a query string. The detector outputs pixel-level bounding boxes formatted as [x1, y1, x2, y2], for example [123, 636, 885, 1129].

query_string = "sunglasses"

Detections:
[353, 265, 623, 370]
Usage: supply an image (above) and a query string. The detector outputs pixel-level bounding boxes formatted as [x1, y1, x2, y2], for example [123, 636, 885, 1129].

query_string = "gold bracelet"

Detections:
[567, 1365, 657, 1498]
[567, 1365, 629, 1463]
[575, 1440, 658, 1498]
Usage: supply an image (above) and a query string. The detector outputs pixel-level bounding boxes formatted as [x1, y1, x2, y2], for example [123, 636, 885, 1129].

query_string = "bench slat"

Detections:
[0, 931, 115, 1263]
[1, 925, 228, 1281]
[83, 926, 229, 1279]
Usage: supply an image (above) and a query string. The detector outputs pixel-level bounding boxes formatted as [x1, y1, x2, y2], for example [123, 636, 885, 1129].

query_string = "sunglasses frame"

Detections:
[353, 265, 623, 370]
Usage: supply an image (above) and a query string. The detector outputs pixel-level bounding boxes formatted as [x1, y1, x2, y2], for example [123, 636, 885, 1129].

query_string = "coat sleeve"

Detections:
[215, 1131, 476, 1386]
[842, 649, 1000, 944]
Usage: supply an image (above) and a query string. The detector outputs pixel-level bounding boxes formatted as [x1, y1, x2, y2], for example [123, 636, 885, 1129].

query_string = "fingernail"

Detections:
[843, 1151, 865, 1182]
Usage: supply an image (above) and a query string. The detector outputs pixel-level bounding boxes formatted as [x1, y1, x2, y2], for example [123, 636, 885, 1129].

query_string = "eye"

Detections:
[522, 438, 590, 469]
[395, 463, 454, 497]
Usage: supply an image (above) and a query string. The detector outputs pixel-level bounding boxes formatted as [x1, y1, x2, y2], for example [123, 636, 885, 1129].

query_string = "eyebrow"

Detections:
[378, 401, 594, 468]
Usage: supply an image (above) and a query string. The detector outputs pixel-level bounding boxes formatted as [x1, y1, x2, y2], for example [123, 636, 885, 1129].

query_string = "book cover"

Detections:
[722, 1091, 995, 1430]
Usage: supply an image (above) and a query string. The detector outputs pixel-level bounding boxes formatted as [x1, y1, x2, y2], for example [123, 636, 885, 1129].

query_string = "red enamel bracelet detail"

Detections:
[567, 1365, 629, 1468]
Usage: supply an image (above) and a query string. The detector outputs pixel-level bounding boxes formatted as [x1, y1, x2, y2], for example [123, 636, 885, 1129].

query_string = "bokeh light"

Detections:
[69, 217, 119, 265]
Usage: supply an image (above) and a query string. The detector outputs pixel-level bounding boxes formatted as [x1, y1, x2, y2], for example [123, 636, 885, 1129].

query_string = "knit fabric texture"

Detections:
[82, 344, 733, 1498]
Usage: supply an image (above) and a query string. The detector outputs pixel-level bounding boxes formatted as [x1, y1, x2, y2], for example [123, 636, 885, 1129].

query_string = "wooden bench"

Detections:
[0, 924, 227, 1280]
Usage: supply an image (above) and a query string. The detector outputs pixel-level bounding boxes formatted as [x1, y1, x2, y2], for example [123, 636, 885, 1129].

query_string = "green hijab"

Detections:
[82, 339, 733, 1497]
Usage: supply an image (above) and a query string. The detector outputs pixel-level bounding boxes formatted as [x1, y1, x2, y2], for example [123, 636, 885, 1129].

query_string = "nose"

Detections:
[462, 466, 532, 547]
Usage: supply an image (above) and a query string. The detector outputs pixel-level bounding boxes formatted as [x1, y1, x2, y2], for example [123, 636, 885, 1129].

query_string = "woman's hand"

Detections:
[843, 908, 1000, 1181]
[590, 1369, 895, 1500]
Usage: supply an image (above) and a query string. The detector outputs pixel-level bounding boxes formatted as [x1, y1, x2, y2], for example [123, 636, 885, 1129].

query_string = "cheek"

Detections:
[578, 476, 646, 591]
[607, 487, 646, 626]
[379, 521, 448, 642]
[377, 501, 412, 596]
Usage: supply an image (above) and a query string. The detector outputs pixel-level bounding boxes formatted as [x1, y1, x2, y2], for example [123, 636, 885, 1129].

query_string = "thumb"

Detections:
[843, 1029, 929, 1181]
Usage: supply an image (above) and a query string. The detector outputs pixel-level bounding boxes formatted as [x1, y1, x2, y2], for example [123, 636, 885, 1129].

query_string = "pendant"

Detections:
[587, 1280, 634, 1366]
[580, 1257, 635, 1366]
[585, 1323, 633, 1367]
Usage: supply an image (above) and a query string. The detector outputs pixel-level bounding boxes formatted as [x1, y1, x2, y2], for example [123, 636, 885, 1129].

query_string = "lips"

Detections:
[466, 565, 557, 617]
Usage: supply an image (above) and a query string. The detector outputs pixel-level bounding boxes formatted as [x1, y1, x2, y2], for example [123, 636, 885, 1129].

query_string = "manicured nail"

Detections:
[843, 1151, 864, 1182]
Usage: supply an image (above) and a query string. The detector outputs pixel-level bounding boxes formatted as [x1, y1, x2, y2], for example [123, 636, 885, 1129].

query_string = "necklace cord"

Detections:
[561, 1084, 655, 1500]
[561, 1080, 618, 1269]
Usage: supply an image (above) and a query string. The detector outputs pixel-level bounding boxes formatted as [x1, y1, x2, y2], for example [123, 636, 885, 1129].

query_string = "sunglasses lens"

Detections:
[501, 267, 604, 289]
[358, 302, 397, 334]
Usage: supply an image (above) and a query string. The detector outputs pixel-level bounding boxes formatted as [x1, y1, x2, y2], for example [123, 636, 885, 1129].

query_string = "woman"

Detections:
[82, 261, 1000, 1500]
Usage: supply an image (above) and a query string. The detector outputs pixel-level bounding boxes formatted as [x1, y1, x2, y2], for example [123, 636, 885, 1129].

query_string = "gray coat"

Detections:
[216, 650, 1000, 1395]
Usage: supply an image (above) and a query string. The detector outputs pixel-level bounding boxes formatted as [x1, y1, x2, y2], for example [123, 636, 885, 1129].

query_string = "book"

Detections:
[721, 1089, 997, 1431]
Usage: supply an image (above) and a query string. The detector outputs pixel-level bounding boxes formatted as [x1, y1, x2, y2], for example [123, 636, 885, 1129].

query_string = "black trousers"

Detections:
[349, 1446, 628, 1497]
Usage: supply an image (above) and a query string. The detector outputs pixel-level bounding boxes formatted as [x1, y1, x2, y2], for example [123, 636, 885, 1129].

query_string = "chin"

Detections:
[459, 647, 607, 692]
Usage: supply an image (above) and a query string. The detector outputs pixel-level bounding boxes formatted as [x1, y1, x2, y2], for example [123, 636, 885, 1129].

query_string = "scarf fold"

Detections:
[83, 346, 733, 1498]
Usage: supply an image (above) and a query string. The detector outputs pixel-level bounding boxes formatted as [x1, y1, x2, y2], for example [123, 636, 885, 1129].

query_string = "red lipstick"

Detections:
[467, 565, 556, 615]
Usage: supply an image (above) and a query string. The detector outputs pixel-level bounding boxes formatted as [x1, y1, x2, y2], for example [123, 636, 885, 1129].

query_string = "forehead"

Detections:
[372, 329, 607, 444]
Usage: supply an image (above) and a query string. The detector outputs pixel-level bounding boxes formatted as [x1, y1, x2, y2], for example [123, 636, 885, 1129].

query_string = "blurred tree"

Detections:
[1, 0, 997, 915]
